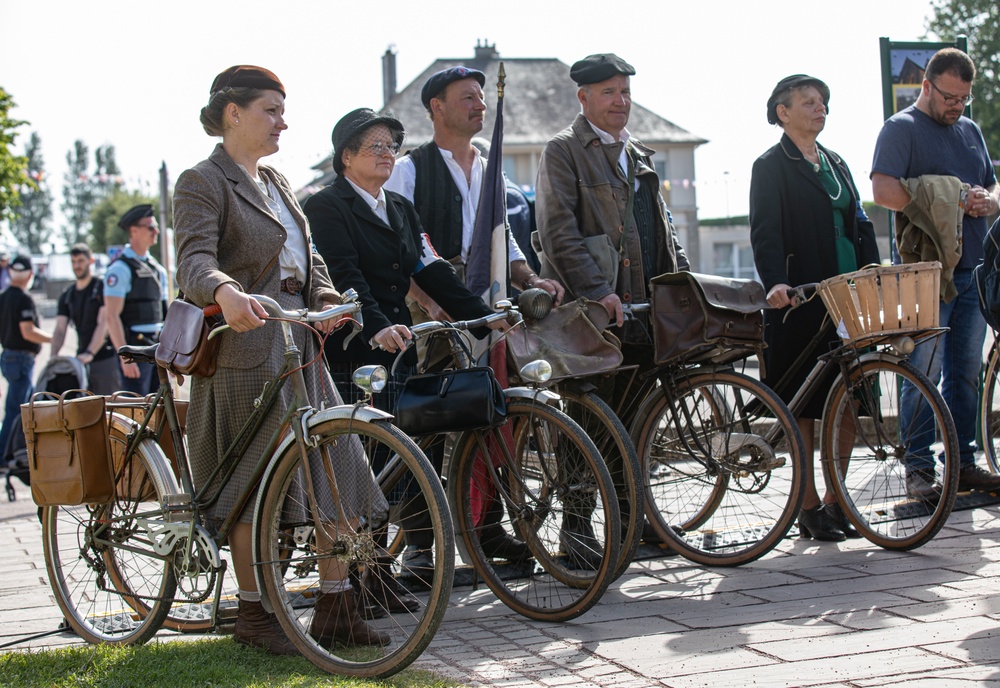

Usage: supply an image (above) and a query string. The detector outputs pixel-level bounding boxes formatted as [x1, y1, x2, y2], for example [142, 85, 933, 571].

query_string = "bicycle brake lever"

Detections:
[341, 310, 364, 350]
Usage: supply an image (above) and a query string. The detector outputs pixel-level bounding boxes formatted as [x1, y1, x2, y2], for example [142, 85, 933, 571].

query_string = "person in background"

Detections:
[104, 205, 167, 395]
[50, 243, 121, 395]
[871, 47, 1000, 498]
[0, 256, 51, 464]
[0, 252, 12, 292]
[173, 65, 388, 655]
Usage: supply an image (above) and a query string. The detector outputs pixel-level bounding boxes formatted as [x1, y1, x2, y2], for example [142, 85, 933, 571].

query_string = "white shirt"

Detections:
[345, 178, 390, 225]
[244, 166, 308, 282]
[385, 149, 526, 264]
[586, 119, 639, 191]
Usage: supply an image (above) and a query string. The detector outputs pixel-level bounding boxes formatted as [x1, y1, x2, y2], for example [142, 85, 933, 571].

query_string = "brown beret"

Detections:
[210, 65, 285, 98]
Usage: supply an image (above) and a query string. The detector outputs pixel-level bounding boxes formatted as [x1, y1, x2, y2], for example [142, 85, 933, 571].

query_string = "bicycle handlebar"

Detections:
[408, 307, 515, 339]
[206, 288, 362, 341]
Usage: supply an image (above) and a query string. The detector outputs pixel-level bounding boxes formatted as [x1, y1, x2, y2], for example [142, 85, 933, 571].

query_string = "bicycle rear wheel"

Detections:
[634, 369, 806, 566]
[822, 357, 960, 550]
[981, 342, 1000, 472]
[42, 435, 177, 644]
[256, 417, 453, 679]
[556, 389, 642, 580]
[448, 398, 620, 622]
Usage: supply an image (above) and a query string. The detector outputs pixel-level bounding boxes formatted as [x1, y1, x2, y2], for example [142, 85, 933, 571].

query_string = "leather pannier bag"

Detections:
[650, 272, 767, 366]
[22, 390, 114, 506]
[395, 367, 507, 436]
[507, 297, 623, 383]
[155, 299, 223, 377]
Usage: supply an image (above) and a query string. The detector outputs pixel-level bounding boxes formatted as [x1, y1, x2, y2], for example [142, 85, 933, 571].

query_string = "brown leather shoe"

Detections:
[360, 556, 420, 616]
[310, 591, 390, 647]
[233, 600, 300, 656]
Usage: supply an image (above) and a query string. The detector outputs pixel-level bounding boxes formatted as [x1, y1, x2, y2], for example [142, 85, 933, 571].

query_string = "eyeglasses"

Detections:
[360, 141, 401, 157]
[135, 222, 159, 231]
[928, 79, 974, 107]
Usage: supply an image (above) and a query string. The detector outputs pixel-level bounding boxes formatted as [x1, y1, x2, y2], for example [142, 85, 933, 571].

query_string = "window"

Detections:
[713, 242, 757, 279]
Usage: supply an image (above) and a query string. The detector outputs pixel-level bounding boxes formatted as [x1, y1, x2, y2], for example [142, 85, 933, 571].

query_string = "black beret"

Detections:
[569, 53, 635, 86]
[331, 108, 404, 175]
[210, 65, 285, 98]
[421, 66, 486, 109]
[766, 74, 830, 125]
[9, 255, 32, 272]
[118, 204, 154, 231]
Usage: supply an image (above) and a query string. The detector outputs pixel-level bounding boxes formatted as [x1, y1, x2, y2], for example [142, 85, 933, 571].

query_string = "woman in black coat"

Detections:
[304, 108, 527, 601]
[749, 75, 880, 542]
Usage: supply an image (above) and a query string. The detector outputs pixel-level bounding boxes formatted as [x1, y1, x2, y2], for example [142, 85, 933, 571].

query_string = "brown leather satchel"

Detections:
[507, 298, 623, 382]
[22, 391, 114, 506]
[155, 299, 223, 377]
[650, 272, 767, 366]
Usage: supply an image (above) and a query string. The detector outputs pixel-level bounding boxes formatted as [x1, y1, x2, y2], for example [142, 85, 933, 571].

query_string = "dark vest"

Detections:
[116, 255, 164, 326]
[408, 142, 464, 261]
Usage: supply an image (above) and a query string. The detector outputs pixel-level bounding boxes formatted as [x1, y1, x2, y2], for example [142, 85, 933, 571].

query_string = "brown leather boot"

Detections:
[360, 556, 420, 617]
[310, 591, 391, 647]
[233, 600, 300, 656]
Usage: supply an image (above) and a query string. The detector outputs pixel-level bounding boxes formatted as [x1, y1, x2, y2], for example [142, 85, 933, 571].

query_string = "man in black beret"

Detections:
[535, 53, 690, 564]
[105, 204, 168, 395]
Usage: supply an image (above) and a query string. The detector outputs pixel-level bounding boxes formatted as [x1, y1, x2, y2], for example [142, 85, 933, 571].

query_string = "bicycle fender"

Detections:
[107, 412, 182, 496]
[504, 387, 561, 404]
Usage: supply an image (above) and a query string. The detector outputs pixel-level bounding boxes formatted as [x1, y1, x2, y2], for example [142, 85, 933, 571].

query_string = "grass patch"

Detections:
[0, 636, 464, 688]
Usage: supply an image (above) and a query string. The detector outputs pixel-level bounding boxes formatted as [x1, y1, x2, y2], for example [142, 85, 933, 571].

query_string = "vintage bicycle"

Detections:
[40, 292, 454, 679]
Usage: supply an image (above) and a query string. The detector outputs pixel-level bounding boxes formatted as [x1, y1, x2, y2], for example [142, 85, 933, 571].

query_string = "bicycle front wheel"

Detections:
[821, 357, 960, 550]
[556, 389, 642, 580]
[42, 435, 177, 645]
[449, 398, 621, 622]
[981, 342, 1000, 472]
[634, 370, 806, 567]
[256, 417, 453, 679]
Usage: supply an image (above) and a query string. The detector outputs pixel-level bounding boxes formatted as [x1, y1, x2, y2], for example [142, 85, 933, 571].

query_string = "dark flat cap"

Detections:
[331, 108, 404, 174]
[421, 66, 486, 108]
[10, 255, 32, 272]
[118, 204, 154, 231]
[569, 53, 635, 85]
[210, 65, 285, 98]
[766, 74, 830, 125]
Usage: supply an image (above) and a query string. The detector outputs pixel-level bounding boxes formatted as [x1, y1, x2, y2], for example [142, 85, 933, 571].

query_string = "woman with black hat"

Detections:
[304, 108, 527, 591]
[749, 75, 880, 542]
[172, 67, 388, 655]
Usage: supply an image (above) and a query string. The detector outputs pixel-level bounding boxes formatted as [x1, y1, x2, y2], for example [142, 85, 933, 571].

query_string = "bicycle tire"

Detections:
[557, 389, 643, 580]
[42, 434, 178, 644]
[981, 342, 1000, 473]
[256, 417, 454, 679]
[821, 356, 960, 550]
[634, 369, 806, 567]
[448, 398, 621, 622]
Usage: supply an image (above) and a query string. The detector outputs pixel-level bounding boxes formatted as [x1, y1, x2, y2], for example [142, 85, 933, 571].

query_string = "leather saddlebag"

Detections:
[155, 299, 222, 378]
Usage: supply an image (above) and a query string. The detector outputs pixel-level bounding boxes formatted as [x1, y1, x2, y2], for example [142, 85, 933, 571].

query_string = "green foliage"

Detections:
[90, 188, 158, 257]
[61, 139, 94, 247]
[0, 637, 461, 687]
[10, 131, 54, 252]
[0, 85, 31, 224]
[925, 1, 1000, 157]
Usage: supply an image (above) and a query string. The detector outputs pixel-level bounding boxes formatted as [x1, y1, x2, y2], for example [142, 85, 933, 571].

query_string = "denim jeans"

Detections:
[120, 360, 157, 396]
[0, 350, 35, 464]
[900, 269, 985, 470]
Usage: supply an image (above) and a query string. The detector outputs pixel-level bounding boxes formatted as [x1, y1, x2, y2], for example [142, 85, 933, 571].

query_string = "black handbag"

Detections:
[394, 367, 507, 436]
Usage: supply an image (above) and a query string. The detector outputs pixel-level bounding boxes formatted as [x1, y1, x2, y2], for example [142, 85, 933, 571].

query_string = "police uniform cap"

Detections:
[118, 204, 154, 231]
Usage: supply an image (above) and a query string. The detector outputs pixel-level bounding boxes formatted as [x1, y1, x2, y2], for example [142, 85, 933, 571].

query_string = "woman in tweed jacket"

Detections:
[173, 65, 387, 655]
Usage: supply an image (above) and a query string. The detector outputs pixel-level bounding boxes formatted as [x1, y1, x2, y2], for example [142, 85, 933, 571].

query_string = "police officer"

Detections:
[104, 204, 167, 395]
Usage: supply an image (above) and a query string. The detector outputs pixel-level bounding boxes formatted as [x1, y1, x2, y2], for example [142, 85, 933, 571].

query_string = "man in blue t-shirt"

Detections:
[872, 47, 1000, 498]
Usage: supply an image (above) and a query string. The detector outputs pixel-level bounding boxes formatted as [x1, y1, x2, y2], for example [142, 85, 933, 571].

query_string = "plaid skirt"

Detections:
[188, 292, 387, 531]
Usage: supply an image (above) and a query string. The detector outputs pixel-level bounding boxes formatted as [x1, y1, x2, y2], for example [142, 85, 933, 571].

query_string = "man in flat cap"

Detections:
[0, 256, 51, 465]
[385, 65, 563, 320]
[535, 53, 689, 564]
[105, 204, 168, 395]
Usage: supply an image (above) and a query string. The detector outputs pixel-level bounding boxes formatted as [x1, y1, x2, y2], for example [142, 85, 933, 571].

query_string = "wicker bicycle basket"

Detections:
[816, 261, 941, 343]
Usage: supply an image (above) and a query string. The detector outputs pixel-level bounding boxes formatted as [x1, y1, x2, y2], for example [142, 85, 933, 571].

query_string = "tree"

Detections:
[0, 86, 31, 225]
[925, 1, 1000, 156]
[62, 139, 95, 247]
[10, 132, 53, 253]
[92, 144, 123, 201]
[89, 188, 159, 258]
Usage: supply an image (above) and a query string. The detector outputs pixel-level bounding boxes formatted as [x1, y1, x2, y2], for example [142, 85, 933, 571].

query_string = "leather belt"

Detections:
[280, 277, 303, 295]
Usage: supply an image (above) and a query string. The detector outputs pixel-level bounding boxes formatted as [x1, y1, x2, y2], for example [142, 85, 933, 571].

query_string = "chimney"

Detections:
[473, 39, 499, 65]
[382, 45, 397, 108]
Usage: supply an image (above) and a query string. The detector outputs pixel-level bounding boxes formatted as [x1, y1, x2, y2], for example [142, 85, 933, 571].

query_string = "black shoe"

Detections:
[641, 519, 663, 545]
[906, 468, 943, 502]
[823, 502, 862, 539]
[398, 546, 434, 589]
[958, 464, 1000, 493]
[479, 525, 531, 563]
[559, 518, 603, 570]
[797, 505, 846, 542]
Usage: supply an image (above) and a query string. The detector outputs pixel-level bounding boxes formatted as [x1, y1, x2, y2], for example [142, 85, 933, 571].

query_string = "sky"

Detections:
[1, 0, 937, 243]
